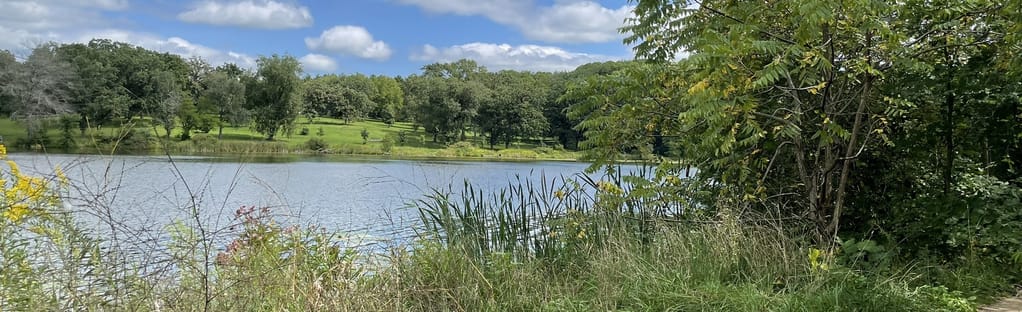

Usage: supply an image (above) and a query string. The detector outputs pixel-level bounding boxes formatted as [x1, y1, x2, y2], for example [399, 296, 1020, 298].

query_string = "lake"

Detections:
[7, 153, 614, 249]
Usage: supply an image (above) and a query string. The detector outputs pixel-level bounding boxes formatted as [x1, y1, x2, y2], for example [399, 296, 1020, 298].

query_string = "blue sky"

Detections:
[0, 0, 637, 76]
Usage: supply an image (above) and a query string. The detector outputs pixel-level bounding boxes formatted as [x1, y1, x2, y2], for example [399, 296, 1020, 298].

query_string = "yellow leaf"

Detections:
[688, 79, 709, 95]
[807, 81, 827, 95]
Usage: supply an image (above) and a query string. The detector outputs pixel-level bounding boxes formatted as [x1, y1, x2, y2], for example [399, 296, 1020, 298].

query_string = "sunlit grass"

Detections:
[0, 117, 578, 160]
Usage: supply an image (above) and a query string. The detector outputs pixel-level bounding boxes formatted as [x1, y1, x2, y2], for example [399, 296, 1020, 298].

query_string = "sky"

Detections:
[0, 0, 638, 76]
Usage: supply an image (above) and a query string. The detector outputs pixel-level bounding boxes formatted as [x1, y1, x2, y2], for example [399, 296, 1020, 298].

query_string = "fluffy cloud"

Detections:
[0, 0, 129, 53]
[0, 1, 256, 68]
[305, 26, 392, 61]
[0, 0, 116, 33]
[77, 29, 257, 68]
[299, 53, 338, 72]
[394, 0, 633, 43]
[178, 0, 313, 29]
[411, 42, 621, 72]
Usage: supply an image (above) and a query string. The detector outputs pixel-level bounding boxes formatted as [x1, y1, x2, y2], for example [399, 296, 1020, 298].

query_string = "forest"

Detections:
[0, 0, 1020, 310]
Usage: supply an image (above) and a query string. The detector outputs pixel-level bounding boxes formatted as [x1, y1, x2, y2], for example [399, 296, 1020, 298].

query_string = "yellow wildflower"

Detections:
[0, 144, 6, 159]
[54, 166, 69, 186]
[596, 181, 623, 195]
[7, 160, 19, 175]
[3, 203, 28, 223]
[554, 190, 565, 200]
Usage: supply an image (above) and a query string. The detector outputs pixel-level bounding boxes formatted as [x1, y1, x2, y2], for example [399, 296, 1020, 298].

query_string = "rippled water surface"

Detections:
[8, 153, 603, 246]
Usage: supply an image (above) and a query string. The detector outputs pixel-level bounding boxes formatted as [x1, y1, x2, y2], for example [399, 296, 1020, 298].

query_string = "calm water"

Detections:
[8, 153, 607, 248]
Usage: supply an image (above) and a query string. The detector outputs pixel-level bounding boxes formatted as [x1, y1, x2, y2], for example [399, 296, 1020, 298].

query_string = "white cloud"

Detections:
[178, 0, 313, 29]
[0, 0, 114, 33]
[299, 53, 338, 72]
[62, 0, 129, 10]
[0, 0, 131, 54]
[305, 26, 392, 61]
[394, 0, 633, 43]
[411, 42, 621, 72]
[77, 29, 257, 68]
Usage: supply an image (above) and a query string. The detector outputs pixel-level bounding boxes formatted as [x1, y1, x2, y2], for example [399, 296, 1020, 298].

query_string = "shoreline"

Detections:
[6, 149, 586, 164]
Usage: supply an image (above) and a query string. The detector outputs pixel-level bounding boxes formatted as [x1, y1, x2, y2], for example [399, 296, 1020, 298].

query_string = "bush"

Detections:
[117, 128, 155, 153]
[299, 127, 310, 136]
[305, 137, 329, 152]
[381, 135, 394, 153]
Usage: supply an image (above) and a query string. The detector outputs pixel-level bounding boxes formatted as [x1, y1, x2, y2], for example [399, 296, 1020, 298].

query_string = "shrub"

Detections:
[117, 128, 155, 153]
[381, 135, 394, 153]
[305, 137, 329, 152]
[299, 127, 310, 136]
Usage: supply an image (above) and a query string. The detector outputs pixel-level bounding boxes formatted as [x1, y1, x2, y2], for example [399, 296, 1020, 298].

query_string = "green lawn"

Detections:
[0, 117, 578, 160]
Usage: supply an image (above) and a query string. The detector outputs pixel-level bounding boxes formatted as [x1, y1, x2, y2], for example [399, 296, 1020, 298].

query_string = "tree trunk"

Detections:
[943, 56, 955, 195]
[830, 62, 873, 238]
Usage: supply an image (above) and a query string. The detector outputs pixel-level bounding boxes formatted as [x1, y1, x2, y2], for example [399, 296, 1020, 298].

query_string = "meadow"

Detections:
[0, 117, 579, 160]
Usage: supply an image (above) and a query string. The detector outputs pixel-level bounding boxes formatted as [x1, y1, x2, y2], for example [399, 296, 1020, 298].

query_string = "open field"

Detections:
[0, 117, 579, 160]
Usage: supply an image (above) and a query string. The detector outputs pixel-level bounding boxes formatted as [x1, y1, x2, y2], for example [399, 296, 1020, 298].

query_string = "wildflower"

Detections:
[0, 144, 6, 159]
[596, 181, 623, 195]
[554, 189, 565, 200]
[808, 248, 830, 271]
[54, 166, 69, 186]
[3, 203, 28, 223]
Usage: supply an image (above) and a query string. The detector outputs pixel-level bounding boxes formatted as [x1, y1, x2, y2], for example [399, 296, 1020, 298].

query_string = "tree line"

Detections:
[0, 40, 632, 150]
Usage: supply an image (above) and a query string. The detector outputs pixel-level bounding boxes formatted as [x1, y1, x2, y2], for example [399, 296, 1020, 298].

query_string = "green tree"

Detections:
[247, 55, 303, 140]
[370, 75, 404, 125]
[336, 87, 372, 124]
[405, 76, 485, 143]
[302, 75, 342, 119]
[478, 71, 548, 149]
[622, 0, 911, 239]
[1, 43, 76, 144]
[145, 70, 183, 138]
[202, 69, 247, 139]
[177, 96, 199, 140]
[421, 59, 486, 80]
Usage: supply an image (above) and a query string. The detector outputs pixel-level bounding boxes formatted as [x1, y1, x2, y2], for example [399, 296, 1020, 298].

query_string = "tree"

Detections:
[621, 0, 911, 239]
[177, 96, 199, 140]
[547, 61, 633, 149]
[478, 71, 548, 148]
[0, 50, 18, 116]
[406, 76, 485, 143]
[247, 55, 303, 140]
[302, 75, 341, 120]
[1, 43, 76, 144]
[201, 70, 247, 139]
[370, 75, 404, 124]
[145, 70, 183, 138]
[336, 87, 372, 124]
[421, 59, 486, 80]
[184, 56, 212, 102]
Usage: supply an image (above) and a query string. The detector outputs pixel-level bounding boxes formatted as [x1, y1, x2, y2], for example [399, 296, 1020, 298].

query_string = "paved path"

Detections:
[981, 297, 1022, 312]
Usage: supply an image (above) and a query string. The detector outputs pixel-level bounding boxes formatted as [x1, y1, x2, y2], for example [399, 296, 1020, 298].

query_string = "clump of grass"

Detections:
[404, 171, 985, 311]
